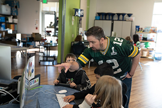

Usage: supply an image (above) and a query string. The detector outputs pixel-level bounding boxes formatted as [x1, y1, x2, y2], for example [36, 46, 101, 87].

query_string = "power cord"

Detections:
[27, 89, 58, 102]
[9, 95, 20, 104]
[0, 89, 19, 103]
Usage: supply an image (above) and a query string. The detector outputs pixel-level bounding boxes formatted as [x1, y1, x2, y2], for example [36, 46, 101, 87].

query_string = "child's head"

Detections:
[125, 36, 133, 43]
[94, 62, 114, 80]
[94, 75, 122, 108]
[65, 53, 76, 63]
[133, 34, 139, 44]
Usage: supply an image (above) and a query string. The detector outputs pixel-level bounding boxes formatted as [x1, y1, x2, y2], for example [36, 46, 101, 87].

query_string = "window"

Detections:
[152, 2, 162, 52]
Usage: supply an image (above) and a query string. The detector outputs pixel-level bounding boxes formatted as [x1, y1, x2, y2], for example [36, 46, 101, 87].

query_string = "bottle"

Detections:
[50, 38, 52, 45]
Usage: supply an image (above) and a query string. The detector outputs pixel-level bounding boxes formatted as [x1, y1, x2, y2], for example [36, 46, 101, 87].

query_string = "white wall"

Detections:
[89, 0, 155, 35]
[18, 0, 40, 34]
[80, 0, 87, 31]
[89, 0, 97, 28]
[18, 0, 59, 34]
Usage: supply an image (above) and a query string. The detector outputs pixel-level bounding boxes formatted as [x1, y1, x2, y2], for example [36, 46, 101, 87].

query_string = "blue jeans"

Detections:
[122, 77, 132, 108]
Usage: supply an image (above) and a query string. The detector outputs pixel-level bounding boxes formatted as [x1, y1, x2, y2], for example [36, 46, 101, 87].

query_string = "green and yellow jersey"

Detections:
[77, 37, 139, 79]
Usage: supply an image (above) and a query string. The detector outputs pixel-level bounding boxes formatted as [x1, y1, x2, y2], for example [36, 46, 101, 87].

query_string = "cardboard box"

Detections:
[32, 33, 41, 41]
[0, 4, 11, 15]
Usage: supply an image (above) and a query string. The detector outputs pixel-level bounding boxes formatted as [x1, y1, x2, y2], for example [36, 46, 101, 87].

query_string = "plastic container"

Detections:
[144, 42, 150, 48]
[0, 17, 5, 22]
[136, 26, 140, 32]
[1, 23, 5, 30]
[50, 40, 52, 45]
[140, 43, 145, 48]
[143, 51, 147, 57]
[149, 50, 154, 57]
[155, 52, 162, 60]
[0, 4, 11, 15]
[95, 16, 100, 20]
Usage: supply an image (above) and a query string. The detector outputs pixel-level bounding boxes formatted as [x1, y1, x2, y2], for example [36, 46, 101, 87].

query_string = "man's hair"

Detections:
[85, 26, 106, 40]
[65, 53, 76, 61]
[94, 76, 122, 108]
[94, 62, 114, 76]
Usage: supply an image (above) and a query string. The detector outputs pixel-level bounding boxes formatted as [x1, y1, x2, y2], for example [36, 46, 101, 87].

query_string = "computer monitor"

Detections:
[19, 56, 35, 108]
[19, 70, 26, 108]
[0, 46, 11, 80]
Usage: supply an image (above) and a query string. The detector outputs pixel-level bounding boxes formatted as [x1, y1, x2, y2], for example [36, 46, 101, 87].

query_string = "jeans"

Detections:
[122, 77, 132, 108]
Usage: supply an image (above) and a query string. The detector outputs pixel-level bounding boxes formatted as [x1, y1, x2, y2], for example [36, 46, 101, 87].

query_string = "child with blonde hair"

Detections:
[79, 75, 123, 108]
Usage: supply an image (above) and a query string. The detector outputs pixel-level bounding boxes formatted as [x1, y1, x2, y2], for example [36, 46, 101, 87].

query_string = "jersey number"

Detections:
[106, 59, 122, 74]
[113, 38, 123, 46]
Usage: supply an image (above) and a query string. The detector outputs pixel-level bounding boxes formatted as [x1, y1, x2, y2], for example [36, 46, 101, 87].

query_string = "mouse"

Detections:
[58, 90, 67, 93]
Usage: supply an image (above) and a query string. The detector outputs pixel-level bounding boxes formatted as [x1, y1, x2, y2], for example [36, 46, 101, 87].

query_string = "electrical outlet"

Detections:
[72, 34, 74, 37]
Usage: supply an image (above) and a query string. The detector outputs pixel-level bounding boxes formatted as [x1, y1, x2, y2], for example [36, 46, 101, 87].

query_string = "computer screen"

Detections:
[19, 56, 35, 108]
[0, 46, 11, 80]
[19, 70, 26, 108]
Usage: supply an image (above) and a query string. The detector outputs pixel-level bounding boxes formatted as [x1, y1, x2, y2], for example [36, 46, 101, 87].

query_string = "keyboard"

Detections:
[56, 94, 69, 108]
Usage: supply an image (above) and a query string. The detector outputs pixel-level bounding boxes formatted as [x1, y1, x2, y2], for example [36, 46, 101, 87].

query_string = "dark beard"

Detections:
[100, 43, 104, 50]
[94, 50, 100, 52]
[92, 43, 104, 52]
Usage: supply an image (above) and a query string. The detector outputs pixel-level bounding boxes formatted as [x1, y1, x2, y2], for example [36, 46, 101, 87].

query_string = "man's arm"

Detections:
[55, 61, 80, 73]
[128, 51, 141, 77]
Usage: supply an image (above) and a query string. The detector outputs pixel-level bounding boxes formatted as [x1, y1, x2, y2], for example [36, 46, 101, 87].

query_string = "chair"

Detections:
[71, 41, 87, 58]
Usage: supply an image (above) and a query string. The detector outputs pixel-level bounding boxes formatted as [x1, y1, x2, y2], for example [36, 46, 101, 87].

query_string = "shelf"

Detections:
[95, 20, 132, 22]
[0, 22, 17, 24]
[141, 48, 154, 50]
[141, 41, 155, 42]
[0, 14, 17, 17]
[136, 32, 157, 34]
[141, 55, 153, 58]
[6, 22, 17, 24]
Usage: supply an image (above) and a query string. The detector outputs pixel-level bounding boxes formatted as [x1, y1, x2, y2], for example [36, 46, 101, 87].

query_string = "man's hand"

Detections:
[54, 63, 71, 73]
[85, 94, 96, 106]
[122, 72, 132, 80]
[64, 95, 75, 102]
[53, 79, 59, 85]
[70, 82, 77, 88]
[62, 104, 73, 108]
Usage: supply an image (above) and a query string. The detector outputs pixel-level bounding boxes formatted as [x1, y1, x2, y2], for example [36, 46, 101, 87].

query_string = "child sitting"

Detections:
[54, 53, 91, 91]
[80, 75, 123, 108]
[63, 62, 127, 108]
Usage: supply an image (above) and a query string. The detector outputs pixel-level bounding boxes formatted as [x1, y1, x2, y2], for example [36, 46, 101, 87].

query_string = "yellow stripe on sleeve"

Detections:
[78, 57, 87, 64]
[80, 54, 89, 62]
[132, 47, 139, 57]
[128, 46, 136, 57]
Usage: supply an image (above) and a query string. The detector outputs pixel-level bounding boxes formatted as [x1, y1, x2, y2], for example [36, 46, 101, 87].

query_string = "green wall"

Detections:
[57, 0, 80, 63]
[57, 0, 63, 63]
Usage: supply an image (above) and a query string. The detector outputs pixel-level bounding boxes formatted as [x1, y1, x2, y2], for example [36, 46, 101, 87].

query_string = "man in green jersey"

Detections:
[55, 26, 141, 108]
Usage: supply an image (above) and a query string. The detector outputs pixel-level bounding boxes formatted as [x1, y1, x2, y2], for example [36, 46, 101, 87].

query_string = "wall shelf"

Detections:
[0, 14, 18, 33]
[137, 32, 157, 60]
[141, 41, 155, 42]
[136, 32, 157, 34]
[5, 22, 17, 24]
[0, 14, 17, 17]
